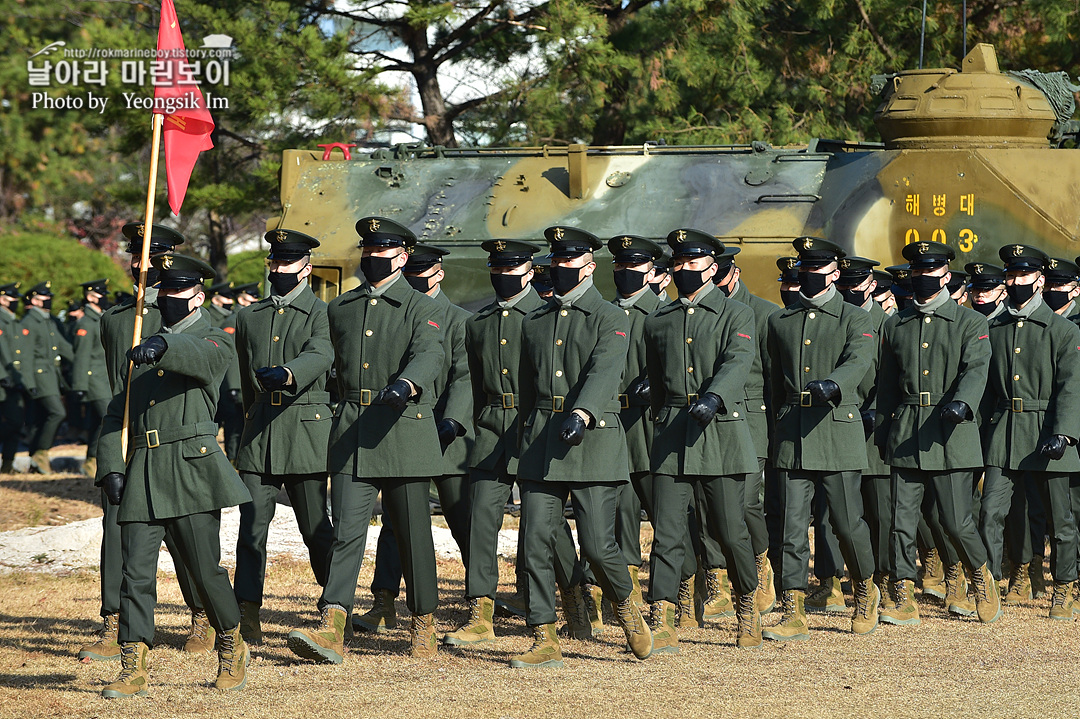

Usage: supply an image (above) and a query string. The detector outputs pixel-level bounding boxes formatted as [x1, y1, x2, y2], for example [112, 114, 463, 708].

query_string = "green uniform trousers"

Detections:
[651, 473, 759, 599]
[234, 472, 334, 605]
[778, 470, 875, 591]
[980, 468, 1076, 582]
[372, 474, 469, 596]
[98, 490, 204, 618]
[321, 474, 438, 615]
[119, 511, 237, 646]
[815, 474, 893, 579]
[28, 394, 64, 454]
[702, 460, 769, 573]
[84, 398, 108, 460]
[891, 469, 987, 582]
[521, 480, 631, 626]
[219, 396, 243, 462]
[0, 393, 23, 465]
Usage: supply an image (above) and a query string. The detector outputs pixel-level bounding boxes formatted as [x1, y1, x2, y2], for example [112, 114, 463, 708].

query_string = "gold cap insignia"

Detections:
[45, 281, 51, 289]
[276, 230, 288, 243]
[161, 255, 174, 270]
[369, 218, 381, 232]
[676, 230, 687, 242]
[494, 240, 506, 251]
[1013, 244, 1024, 257]
[1049, 258, 1059, 269]
[137, 225, 145, 237]
[553, 227, 565, 241]
[840, 259, 850, 269]
[973, 264, 983, 274]
[786, 259, 797, 269]
[621, 237, 632, 248]
[802, 238, 813, 250]
[897, 270, 909, 279]
[917, 242, 928, 252]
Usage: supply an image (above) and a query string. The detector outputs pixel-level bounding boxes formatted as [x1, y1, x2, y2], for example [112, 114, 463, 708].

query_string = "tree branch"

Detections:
[854, 0, 895, 61]
[427, 0, 504, 59]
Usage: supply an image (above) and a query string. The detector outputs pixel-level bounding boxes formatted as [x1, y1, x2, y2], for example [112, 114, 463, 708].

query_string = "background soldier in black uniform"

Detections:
[0, 283, 29, 474]
[21, 282, 72, 474]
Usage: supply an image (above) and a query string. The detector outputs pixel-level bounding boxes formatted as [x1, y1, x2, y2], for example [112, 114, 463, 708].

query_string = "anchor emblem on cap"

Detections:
[917, 242, 928, 252]
[676, 230, 687, 242]
[621, 237, 632, 248]
[369, 219, 381, 232]
[553, 227, 565, 241]
[494, 240, 506, 251]
[973, 264, 983, 274]
[161, 256, 173, 270]
[276, 230, 288, 243]
[1012, 244, 1024, 257]
[802, 237, 813, 250]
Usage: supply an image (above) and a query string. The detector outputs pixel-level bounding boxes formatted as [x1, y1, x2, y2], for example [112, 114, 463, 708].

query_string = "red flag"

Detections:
[154, 0, 214, 215]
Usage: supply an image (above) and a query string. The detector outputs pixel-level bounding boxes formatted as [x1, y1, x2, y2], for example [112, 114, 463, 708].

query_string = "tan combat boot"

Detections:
[944, 563, 975, 617]
[919, 547, 945, 599]
[238, 601, 262, 645]
[30, 449, 51, 474]
[409, 613, 438, 658]
[81, 456, 97, 479]
[628, 565, 646, 610]
[509, 624, 563, 668]
[876, 573, 895, 613]
[352, 588, 397, 633]
[735, 592, 762, 648]
[699, 568, 734, 619]
[676, 575, 702, 628]
[1003, 562, 1032, 604]
[78, 613, 120, 661]
[582, 584, 605, 636]
[612, 596, 652, 660]
[559, 584, 592, 640]
[184, 611, 216, 654]
[1030, 556, 1048, 599]
[879, 579, 920, 625]
[762, 590, 810, 642]
[101, 642, 150, 698]
[754, 552, 776, 614]
[647, 601, 679, 654]
[1049, 580, 1077, 621]
[214, 624, 249, 692]
[805, 576, 846, 614]
[494, 592, 527, 618]
[851, 577, 880, 635]
[444, 596, 496, 646]
[971, 564, 1003, 624]
[287, 605, 347, 664]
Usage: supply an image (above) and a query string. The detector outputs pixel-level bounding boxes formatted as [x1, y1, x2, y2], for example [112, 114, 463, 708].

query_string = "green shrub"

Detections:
[0, 231, 130, 312]
[227, 249, 267, 289]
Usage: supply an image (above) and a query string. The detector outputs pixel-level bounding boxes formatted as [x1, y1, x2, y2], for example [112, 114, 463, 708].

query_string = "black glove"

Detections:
[630, 378, 651, 405]
[861, 410, 876, 437]
[940, 400, 970, 425]
[72, 390, 87, 403]
[377, 379, 413, 412]
[0, 376, 11, 389]
[805, 379, 841, 406]
[437, 418, 465, 448]
[1039, 434, 1070, 461]
[129, 335, 167, 366]
[101, 472, 126, 506]
[559, 413, 588, 446]
[688, 392, 724, 427]
[255, 366, 290, 392]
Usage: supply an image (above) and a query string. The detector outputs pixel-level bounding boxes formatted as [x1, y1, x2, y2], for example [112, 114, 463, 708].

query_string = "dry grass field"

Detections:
[1, 464, 1079, 719]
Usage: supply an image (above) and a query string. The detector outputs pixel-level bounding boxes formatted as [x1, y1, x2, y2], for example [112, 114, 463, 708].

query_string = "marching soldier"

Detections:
[979, 244, 1080, 620]
[648, 253, 673, 299]
[20, 282, 72, 474]
[287, 217, 445, 663]
[763, 237, 879, 641]
[777, 257, 801, 308]
[947, 270, 969, 305]
[205, 282, 235, 328]
[886, 265, 914, 312]
[233, 283, 262, 307]
[871, 269, 896, 315]
[1043, 258, 1080, 317]
[0, 283, 31, 474]
[217, 289, 244, 462]
[512, 226, 652, 668]
[967, 263, 1007, 318]
[232, 230, 335, 644]
[644, 230, 761, 650]
[767, 258, 801, 567]
[875, 241, 999, 626]
[71, 279, 111, 479]
[356, 243, 473, 633]
[96, 253, 252, 698]
[531, 256, 554, 299]
[79, 223, 210, 662]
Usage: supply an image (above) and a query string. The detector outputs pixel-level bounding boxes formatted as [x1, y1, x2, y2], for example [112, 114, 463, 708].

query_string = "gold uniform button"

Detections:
[246, 411, 253, 419]
[88, 370, 93, 375]
[1017, 321, 1024, 328]
[732, 412, 740, 418]
[36, 369, 42, 374]
[808, 312, 816, 319]
[555, 370, 563, 377]
[625, 309, 630, 316]
[199, 447, 207, 454]
[501, 368, 509, 375]
[599, 419, 606, 427]
[365, 330, 373, 336]
[362, 362, 369, 369]
[315, 414, 321, 420]
[804, 339, 811, 345]
[923, 316, 931, 324]
[1014, 347, 1021, 354]
[922, 370, 929, 375]
[686, 338, 693, 344]
[688, 308, 695, 315]
[555, 339, 563, 346]
[278, 308, 285, 315]
[501, 310, 509, 317]
[273, 335, 280, 342]
[687, 366, 694, 373]
[51, 346, 57, 351]
[14, 349, 19, 354]
[761, 404, 767, 411]
[803, 367, 810, 373]
[921, 342, 928, 349]
[416, 412, 423, 419]
[500, 339, 507, 345]
[1014, 374, 1021, 380]
[560, 309, 568, 317]
[848, 413, 854, 419]
[149, 400, 155, 406]
[157, 370, 164, 377]
[142, 308, 148, 315]
[370, 299, 378, 306]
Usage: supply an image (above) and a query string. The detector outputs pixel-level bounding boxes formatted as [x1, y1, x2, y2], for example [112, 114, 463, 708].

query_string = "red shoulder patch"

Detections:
[615, 331, 626, 337]
[223, 326, 235, 334]
[428, 320, 440, 329]
[862, 333, 873, 338]
[76, 328, 88, 336]
[22, 328, 29, 335]
[738, 333, 752, 339]
[978, 334, 989, 340]
[206, 338, 219, 347]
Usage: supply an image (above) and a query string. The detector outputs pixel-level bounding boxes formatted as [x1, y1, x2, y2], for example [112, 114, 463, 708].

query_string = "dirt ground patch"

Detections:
[0, 449, 99, 532]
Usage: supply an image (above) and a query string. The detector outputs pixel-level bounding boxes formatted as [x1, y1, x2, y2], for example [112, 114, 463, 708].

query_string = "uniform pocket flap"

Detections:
[300, 405, 330, 422]
[400, 403, 435, 421]
[181, 437, 219, 459]
[832, 406, 861, 422]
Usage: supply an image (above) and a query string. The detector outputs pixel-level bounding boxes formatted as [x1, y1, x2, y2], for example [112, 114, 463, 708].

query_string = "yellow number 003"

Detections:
[904, 228, 979, 252]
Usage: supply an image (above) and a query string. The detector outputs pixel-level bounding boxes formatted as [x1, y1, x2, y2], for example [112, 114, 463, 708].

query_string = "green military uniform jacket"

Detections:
[0, 306, 34, 399]
[100, 288, 161, 395]
[767, 287, 874, 472]
[71, 306, 111, 402]
[615, 287, 663, 474]
[20, 307, 73, 399]
[466, 287, 544, 475]
[234, 283, 334, 476]
[430, 288, 474, 476]
[857, 300, 890, 476]
[219, 312, 242, 395]
[876, 295, 989, 471]
[206, 303, 232, 329]
[326, 273, 445, 478]
[518, 279, 630, 484]
[97, 311, 251, 522]
[983, 296, 1080, 472]
[729, 280, 779, 460]
[645, 282, 759, 477]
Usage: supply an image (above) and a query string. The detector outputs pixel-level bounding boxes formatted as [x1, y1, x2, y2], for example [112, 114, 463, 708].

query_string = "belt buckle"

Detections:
[359, 389, 372, 406]
[552, 396, 565, 412]
[501, 392, 515, 410]
[800, 391, 812, 408]
[919, 391, 931, 407]
[271, 391, 282, 406]
[619, 394, 629, 410]
[1012, 397, 1023, 413]
[145, 429, 160, 449]
[687, 393, 699, 406]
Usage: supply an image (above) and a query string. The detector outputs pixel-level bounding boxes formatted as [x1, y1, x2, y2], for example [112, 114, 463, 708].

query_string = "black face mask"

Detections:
[1044, 289, 1072, 311]
[268, 270, 303, 296]
[158, 295, 193, 326]
[38, 298, 53, 311]
[780, 289, 801, 307]
[712, 265, 735, 295]
[839, 287, 868, 306]
[797, 270, 829, 297]
[649, 279, 667, 296]
[131, 265, 160, 287]
[613, 268, 648, 296]
[404, 274, 434, 293]
[549, 265, 584, 296]
[1006, 282, 1038, 306]
[910, 274, 945, 300]
[491, 272, 527, 300]
[971, 300, 998, 316]
[360, 255, 398, 284]
[896, 294, 913, 311]
[673, 267, 710, 296]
